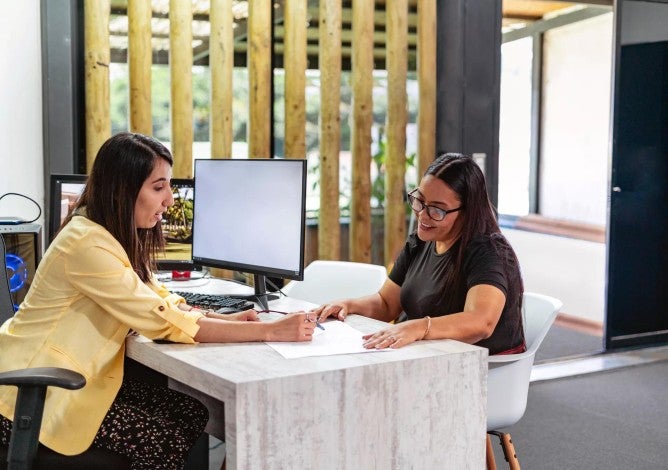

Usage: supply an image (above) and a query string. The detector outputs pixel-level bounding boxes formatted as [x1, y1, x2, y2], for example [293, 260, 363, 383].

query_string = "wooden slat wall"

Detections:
[384, 0, 409, 266]
[317, 1, 342, 261]
[248, 0, 272, 159]
[283, 0, 307, 159]
[88, 0, 435, 267]
[127, 0, 152, 135]
[349, 0, 375, 263]
[210, 0, 234, 159]
[417, 0, 436, 177]
[169, 0, 193, 178]
[84, 0, 111, 170]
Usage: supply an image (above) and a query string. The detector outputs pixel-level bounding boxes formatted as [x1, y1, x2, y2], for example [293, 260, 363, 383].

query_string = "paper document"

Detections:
[265, 320, 390, 359]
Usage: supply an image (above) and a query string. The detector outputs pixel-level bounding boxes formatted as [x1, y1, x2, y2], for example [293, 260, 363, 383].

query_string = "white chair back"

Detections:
[487, 292, 562, 431]
[282, 260, 388, 305]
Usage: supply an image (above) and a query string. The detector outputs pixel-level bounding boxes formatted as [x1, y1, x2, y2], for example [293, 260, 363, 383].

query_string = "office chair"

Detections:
[0, 234, 131, 470]
[486, 292, 562, 470]
[282, 260, 388, 305]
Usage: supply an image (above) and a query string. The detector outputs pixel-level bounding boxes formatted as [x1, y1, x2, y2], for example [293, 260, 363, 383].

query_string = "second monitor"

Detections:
[192, 158, 307, 309]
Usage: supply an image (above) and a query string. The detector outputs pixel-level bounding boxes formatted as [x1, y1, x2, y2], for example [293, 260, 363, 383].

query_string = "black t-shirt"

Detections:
[389, 232, 524, 355]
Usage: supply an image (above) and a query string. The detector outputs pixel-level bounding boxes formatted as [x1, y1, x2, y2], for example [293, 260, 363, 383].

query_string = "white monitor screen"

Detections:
[192, 159, 306, 280]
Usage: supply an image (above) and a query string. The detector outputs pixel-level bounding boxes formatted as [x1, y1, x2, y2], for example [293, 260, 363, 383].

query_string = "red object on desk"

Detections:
[171, 270, 191, 280]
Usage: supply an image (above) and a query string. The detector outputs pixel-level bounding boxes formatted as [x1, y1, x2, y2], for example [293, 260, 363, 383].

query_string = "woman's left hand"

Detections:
[362, 319, 426, 349]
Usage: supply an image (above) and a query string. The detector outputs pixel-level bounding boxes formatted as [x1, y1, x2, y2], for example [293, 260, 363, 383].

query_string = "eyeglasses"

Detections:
[407, 189, 463, 221]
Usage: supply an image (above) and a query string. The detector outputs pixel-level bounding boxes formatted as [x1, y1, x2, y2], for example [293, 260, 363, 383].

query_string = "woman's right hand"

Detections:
[313, 301, 350, 322]
[269, 312, 316, 342]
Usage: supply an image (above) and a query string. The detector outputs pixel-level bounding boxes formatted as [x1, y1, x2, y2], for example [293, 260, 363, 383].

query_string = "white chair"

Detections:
[486, 292, 562, 470]
[282, 260, 388, 305]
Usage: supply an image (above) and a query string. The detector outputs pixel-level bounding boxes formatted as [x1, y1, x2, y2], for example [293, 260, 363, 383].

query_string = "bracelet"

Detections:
[421, 316, 431, 340]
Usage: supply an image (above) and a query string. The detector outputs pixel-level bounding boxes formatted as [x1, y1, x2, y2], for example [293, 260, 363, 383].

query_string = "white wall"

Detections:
[503, 228, 605, 325]
[0, 1, 44, 226]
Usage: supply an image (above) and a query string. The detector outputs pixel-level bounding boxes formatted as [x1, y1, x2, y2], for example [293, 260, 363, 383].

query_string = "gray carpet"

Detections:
[491, 360, 668, 469]
[535, 324, 603, 363]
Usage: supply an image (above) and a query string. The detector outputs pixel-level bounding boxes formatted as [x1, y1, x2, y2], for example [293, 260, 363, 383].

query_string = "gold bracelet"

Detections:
[421, 316, 431, 340]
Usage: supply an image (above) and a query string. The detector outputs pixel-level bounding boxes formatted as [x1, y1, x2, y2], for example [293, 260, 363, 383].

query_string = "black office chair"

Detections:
[0, 233, 131, 470]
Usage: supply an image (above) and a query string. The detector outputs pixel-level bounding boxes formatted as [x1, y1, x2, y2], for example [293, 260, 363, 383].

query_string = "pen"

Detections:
[257, 309, 325, 330]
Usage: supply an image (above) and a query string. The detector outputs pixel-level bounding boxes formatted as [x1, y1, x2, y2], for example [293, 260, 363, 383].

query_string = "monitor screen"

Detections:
[48, 174, 87, 244]
[192, 159, 306, 305]
[156, 178, 200, 271]
[48, 174, 200, 272]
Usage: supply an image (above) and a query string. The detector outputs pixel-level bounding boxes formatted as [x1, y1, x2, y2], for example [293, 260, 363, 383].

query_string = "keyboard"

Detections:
[173, 291, 255, 312]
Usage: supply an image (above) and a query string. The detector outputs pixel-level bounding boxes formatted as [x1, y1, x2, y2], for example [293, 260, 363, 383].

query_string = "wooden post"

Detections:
[210, 0, 233, 159]
[417, 0, 436, 177]
[248, 0, 272, 159]
[170, 0, 193, 178]
[84, 0, 111, 170]
[318, 0, 342, 261]
[128, 0, 152, 135]
[284, 0, 307, 160]
[384, 0, 408, 267]
[349, 0, 374, 263]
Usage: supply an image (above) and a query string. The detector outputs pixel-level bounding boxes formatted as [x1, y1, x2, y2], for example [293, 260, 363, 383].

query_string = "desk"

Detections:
[127, 279, 487, 469]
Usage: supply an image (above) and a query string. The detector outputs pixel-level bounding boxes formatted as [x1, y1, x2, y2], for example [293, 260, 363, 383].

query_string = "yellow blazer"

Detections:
[0, 216, 204, 455]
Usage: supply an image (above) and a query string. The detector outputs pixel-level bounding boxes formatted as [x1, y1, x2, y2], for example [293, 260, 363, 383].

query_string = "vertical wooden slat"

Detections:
[209, 0, 236, 280]
[349, 0, 374, 263]
[417, 0, 436, 177]
[128, 0, 152, 135]
[385, 0, 408, 266]
[284, 0, 307, 159]
[248, 0, 272, 159]
[169, 0, 193, 178]
[84, 0, 111, 170]
[318, 0, 342, 260]
[210, 0, 233, 159]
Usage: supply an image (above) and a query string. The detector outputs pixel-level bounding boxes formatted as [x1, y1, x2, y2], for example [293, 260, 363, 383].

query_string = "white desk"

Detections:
[127, 279, 487, 469]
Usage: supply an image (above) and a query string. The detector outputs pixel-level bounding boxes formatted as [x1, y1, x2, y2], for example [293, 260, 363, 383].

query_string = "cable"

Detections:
[0, 192, 42, 223]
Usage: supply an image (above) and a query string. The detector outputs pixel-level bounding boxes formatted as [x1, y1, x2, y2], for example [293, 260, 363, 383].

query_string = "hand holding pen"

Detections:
[257, 309, 325, 330]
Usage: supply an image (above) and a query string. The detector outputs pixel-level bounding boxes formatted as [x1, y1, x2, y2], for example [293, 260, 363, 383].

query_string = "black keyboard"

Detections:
[173, 291, 255, 312]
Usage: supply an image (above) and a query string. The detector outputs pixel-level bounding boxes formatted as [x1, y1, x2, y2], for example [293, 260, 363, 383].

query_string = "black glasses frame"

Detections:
[407, 189, 463, 221]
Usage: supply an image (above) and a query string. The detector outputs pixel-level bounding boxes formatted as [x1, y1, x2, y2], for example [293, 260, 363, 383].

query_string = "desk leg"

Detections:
[224, 397, 238, 469]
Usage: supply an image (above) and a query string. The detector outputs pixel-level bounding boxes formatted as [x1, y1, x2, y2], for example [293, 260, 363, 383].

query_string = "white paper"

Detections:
[265, 320, 390, 359]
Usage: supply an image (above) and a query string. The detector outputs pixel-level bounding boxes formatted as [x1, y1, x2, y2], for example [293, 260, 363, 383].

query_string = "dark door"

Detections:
[606, 0, 668, 349]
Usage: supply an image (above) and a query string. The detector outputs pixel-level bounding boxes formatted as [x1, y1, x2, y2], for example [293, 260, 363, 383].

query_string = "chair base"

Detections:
[487, 431, 520, 470]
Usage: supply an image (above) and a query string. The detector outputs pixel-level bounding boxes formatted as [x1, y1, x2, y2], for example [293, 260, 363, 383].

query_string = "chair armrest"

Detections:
[0, 367, 85, 390]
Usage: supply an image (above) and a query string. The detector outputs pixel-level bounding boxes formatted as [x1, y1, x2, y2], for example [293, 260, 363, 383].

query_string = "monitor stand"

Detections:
[229, 274, 279, 310]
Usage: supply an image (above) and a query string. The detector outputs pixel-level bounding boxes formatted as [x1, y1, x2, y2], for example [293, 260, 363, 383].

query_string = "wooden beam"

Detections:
[169, 0, 193, 178]
[283, 0, 307, 159]
[349, 0, 374, 263]
[210, 0, 234, 159]
[248, 0, 272, 158]
[318, 0, 341, 260]
[84, 0, 111, 170]
[128, 0, 152, 135]
[417, 0, 436, 177]
[385, 0, 408, 266]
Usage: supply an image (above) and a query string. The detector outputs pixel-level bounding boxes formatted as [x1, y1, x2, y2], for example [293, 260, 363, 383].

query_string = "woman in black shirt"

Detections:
[315, 153, 525, 355]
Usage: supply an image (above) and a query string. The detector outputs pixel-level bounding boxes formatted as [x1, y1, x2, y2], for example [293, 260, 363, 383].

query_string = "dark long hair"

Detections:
[426, 153, 524, 310]
[64, 132, 173, 282]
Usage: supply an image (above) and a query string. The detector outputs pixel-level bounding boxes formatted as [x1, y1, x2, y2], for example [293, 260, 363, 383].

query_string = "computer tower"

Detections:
[0, 224, 42, 310]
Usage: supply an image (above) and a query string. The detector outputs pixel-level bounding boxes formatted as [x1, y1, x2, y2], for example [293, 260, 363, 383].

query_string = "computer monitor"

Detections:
[48, 174, 200, 272]
[48, 174, 87, 244]
[192, 158, 307, 309]
[155, 178, 201, 272]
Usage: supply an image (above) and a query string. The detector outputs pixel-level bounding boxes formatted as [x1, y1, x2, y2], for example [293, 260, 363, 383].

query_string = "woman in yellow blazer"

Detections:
[0, 133, 316, 468]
